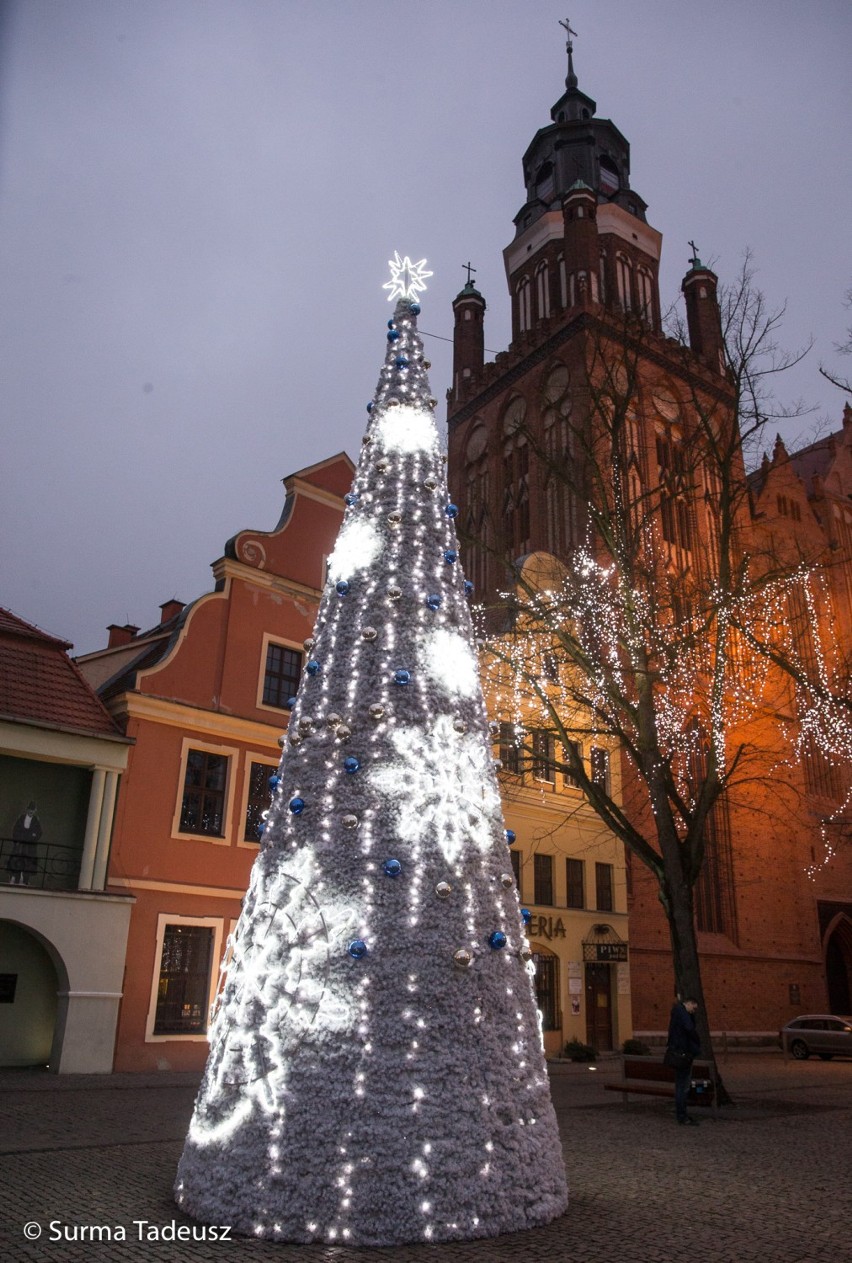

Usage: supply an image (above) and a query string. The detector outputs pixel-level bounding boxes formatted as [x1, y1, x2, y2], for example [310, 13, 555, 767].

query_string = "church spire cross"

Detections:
[559, 17, 579, 89]
[559, 16, 578, 49]
[688, 240, 703, 268]
[462, 261, 477, 285]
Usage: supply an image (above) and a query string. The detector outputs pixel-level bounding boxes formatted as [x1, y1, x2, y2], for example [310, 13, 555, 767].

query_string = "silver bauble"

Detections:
[298, 717, 313, 735]
[368, 703, 385, 720]
[303, 637, 314, 651]
[453, 949, 473, 970]
[326, 712, 342, 728]
[453, 718, 468, 734]
[423, 478, 438, 492]
[387, 510, 402, 526]
[361, 626, 378, 642]
[336, 723, 352, 740]
[341, 813, 359, 829]
[387, 586, 402, 601]
[500, 873, 514, 889]
[435, 881, 453, 899]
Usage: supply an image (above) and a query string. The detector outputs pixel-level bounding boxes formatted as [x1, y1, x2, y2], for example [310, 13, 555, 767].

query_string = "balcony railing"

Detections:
[1, 837, 83, 892]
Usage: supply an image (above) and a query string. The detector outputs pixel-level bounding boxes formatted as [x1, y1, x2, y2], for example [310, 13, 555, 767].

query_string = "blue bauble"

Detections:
[366, 402, 374, 413]
[444, 549, 458, 565]
[268, 773, 281, 790]
[387, 329, 400, 342]
[410, 302, 421, 315]
[395, 355, 409, 368]
[345, 491, 360, 506]
[343, 756, 361, 774]
[336, 580, 350, 596]
[387, 319, 396, 329]
[289, 796, 306, 815]
[488, 930, 507, 951]
[426, 593, 441, 611]
[394, 668, 411, 686]
[505, 829, 516, 844]
[306, 659, 321, 676]
[445, 503, 459, 518]
[521, 908, 532, 926]
[286, 696, 297, 710]
[464, 580, 475, 597]
[383, 858, 402, 877]
[347, 939, 368, 959]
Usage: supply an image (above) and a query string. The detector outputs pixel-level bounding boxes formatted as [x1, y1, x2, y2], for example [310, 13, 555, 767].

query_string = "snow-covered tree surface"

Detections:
[174, 289, 568, 1246]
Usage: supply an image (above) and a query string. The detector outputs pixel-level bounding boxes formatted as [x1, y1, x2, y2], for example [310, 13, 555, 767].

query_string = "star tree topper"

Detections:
[383, 251, 433, 302]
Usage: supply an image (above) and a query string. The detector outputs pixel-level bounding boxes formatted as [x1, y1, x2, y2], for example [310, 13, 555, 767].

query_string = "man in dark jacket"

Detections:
[667, 997, 702, 1125]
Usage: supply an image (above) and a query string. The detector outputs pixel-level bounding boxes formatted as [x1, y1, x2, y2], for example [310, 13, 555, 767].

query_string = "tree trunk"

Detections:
[661, 876, 734, 1106]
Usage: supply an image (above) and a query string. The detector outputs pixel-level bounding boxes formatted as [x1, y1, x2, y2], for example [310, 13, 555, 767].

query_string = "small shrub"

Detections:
[563, 1038, 597, 1062]
[622, 1038, 652, 1056]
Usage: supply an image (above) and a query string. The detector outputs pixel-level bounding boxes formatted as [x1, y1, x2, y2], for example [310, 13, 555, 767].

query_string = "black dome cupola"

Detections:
[514, 21, 648, 237]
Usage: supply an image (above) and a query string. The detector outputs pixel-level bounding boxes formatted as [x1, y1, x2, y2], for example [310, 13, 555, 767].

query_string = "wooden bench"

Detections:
[604, 1056, 717, 1115]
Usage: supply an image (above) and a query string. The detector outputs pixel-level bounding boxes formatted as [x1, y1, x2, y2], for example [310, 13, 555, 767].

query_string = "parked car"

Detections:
[780, 1015, 852, 1060]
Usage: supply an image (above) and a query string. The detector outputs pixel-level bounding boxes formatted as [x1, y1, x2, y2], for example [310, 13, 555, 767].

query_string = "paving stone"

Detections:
[0, 1054, 849, 1262]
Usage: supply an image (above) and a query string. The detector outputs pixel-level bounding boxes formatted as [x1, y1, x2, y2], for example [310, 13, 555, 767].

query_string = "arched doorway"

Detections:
[825, 915, 852, 1015]
[0, 921, 59, 1066]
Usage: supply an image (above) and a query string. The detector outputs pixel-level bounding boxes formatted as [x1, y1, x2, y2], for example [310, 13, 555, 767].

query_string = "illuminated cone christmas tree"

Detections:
[175, 258, 568, 1246]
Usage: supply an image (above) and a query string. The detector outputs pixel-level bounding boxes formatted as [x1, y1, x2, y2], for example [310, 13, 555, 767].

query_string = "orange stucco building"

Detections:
[78, 455, 353, 1071]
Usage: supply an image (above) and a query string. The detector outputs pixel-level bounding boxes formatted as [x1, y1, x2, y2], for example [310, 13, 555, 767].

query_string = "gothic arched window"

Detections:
[517, 277, 532, 333]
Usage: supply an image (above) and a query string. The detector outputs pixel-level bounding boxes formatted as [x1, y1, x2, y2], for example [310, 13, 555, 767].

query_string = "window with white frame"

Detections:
[179, 749, 229, 837]
[173, 739, 238, 842]
[148, 915, 223, 1039]
[260, 639, 303, 710]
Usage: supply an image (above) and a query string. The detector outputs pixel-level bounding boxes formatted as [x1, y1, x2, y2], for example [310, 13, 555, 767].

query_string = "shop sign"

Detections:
[594, 942, 628, 962]
[528, 915, 567, 940]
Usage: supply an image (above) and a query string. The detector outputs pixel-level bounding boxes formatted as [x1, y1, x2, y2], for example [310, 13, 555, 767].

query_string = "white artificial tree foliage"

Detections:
[174, 279, 568, 1246]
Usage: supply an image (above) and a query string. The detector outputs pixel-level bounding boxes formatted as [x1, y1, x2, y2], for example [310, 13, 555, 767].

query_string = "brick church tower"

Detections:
[446, 30, 852, 1036]
[447, 30, 728, 601]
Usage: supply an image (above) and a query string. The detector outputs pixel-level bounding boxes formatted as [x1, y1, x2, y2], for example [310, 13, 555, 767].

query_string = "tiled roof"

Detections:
[0, 608, 124, 738]
[0, 607, 71, 648]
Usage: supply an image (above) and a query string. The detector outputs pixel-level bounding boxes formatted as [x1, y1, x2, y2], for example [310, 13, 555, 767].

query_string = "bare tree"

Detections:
[472, 257, 850, 1104]
[819, 284, 852, 395]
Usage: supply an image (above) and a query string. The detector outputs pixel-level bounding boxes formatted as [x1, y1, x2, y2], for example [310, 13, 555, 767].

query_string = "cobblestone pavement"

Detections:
[1, 1053, 850, 1263]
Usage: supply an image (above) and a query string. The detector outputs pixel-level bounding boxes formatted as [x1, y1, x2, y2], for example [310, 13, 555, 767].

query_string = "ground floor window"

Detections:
[532, 950, 560, 1030]
[152, 922, 216, 1036]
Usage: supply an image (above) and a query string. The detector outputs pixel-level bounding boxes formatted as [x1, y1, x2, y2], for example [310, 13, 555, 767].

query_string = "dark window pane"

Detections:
[263, 643, 303, 709]
[595, 862, 614, 912]
[532, 730, 555, 784]
[180, 749, 228, 836]
[567, 858, 585, 909]
[510, 848, 521, 894]
[562, 739, 582, 788]
[154, 924, 214, 1034]
[533, 953, 560, 1030]
[244, 761, 277, 842]
[499, 722, 523, 775]
[590, 747, 610, 795]
[534, 853, 554, 905]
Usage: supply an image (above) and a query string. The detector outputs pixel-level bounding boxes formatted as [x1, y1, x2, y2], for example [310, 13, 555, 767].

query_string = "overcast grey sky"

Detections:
[2, 0, 850, 655]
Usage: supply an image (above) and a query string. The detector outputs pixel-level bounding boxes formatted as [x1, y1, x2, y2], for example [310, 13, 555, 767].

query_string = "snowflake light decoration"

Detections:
[370, 714, 502, 865]
[383, 251, 433, 302]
